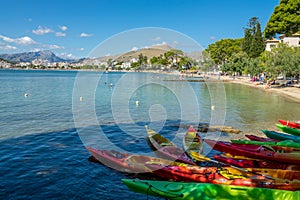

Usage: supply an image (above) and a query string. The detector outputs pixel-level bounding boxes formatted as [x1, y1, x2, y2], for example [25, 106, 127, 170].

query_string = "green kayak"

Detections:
[262, 130, 300, 143]
[276, 124, 300, 136]
[122, 179, 300, 200]
[231, 139, 300, 148]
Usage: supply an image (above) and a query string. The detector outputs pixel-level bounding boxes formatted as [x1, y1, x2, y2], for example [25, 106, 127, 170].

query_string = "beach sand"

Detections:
[219, 76, 300, 103]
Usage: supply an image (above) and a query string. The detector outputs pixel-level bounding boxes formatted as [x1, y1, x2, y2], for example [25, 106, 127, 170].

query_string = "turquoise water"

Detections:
[0, 69, 299, 199]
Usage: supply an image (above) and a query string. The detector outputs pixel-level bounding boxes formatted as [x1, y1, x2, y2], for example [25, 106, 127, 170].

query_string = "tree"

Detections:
[199, 51, 218, 73]
[249, 22, 265, 58]
[265, 0, 300, 38]
[243, 17, 265, 58]
[222, 51, 249, 75]
[206, 38, 243, 65]
[245, 57, 263, 77]
[261, 43, 294, 81]
[242, 28, 252, 55]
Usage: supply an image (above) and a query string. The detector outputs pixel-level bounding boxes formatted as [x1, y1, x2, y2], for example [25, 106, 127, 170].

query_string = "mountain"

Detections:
[0, 50, 68, 63]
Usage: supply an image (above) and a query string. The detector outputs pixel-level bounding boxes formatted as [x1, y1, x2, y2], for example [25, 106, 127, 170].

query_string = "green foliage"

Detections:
[249, 23, 265, 58]
[206, 38, 243, 65]
[199, 50, 215, 72]
[242, 29, 252, 55]
[265, 0, 300, 38]
[261, 43, 295, 80]
[243, 17, 265, 58]
[223, 51, 249, 75]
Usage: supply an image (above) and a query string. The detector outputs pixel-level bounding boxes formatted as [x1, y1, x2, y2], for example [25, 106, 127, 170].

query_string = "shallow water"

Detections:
[0, 69, 299, 199]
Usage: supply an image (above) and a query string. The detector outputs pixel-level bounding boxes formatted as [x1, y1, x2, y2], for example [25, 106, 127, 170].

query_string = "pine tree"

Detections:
[242, 28, 252, 55]
[249, 23, 265, 58]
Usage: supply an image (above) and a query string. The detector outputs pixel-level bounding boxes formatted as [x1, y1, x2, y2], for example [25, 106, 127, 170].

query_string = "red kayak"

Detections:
[279, 119, 300, 129]
[146, 163, 300, 191]
[245, 135, 280, 142]
[86, 147, 188, 173]
[213, 155, 300, 170]
[205, 139, 300, 165]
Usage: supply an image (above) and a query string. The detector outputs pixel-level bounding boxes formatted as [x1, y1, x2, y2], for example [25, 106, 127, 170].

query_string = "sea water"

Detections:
[0, 69, 299, 199]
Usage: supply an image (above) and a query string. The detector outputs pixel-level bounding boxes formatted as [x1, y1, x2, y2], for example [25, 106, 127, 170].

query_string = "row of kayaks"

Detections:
[86, 119, 300, 199]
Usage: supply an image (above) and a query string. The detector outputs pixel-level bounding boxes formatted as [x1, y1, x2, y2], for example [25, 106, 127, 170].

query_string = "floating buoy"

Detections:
[211, 106, 215, 110]
[24, 93, 28, 97]
[80, 96, 83, 101]
[135, 100, 139, 106]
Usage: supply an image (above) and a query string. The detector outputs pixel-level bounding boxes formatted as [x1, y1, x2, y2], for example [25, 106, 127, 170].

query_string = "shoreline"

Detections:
[219, 76, 300, 103]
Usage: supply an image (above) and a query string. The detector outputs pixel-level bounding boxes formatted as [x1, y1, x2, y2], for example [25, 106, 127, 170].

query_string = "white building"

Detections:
[265, 33, 300, 51]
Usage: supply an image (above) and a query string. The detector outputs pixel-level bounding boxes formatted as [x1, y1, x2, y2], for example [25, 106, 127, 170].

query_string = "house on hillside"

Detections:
[265, 33, 300, 51]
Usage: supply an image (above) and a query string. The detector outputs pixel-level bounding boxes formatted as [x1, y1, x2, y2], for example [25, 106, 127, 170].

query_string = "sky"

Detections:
[0, 0, 280, 59]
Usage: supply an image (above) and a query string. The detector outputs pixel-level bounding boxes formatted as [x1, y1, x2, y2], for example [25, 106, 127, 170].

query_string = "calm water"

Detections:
[0, 69, 299, 199]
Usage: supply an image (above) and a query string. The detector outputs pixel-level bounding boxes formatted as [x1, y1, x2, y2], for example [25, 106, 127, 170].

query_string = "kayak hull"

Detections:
[122, 179, 300, 200]
[205, 139, 300, 165]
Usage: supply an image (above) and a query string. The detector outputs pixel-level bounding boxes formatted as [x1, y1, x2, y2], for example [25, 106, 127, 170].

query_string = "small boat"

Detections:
[205, 139, 300, 165]
[122, 179, 300, 200]
[182, 125, 203, 161]
[213, 154, 300, 170]
[263, 129, 300, 143]
[279, 119, 300, 129]
[145, 125, 195, 165]
[145, 163, 300, 190]
[86, 147, 188, 173]
[276, 124, 300, 136]
[246, 134, 280, 142]
[231, 139, 300, 150]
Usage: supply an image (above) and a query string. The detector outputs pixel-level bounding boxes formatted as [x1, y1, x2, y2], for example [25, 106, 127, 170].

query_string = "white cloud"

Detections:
[60, 52, 76, 59]
[0, 35, 36, 45]
[210, 36, 216, 40]
[80, 32, 93, 37]
[152, 36, 161, 41]
[49, 44, 64, 49]
[0, 42, 17, 50]
[55, 32, 66, 37]
[32, 26, 53, 35]
[59, 25, 68, 31]
[79, 47, 85, 51]
[131, 47, 138, 51]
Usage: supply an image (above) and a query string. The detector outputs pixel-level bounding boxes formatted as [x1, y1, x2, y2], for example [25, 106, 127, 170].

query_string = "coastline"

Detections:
[220, 76, 300, 104]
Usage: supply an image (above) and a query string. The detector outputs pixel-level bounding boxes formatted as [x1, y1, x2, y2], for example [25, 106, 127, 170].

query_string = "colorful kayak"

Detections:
[182, 125, 203, 161]
[122, 179, 300, 200]
[146, 163, 300, 188]
[205, 139, 300, 165]
[263, 130, 300, 143]
[276, 124, 300, 136]
[213, 155, 300, 170]
[86, 147, 188, 173]
[145, 125, 195, 165]
[246, 134, 280, 142]
[231, 139, 300, 150]
[279, 119, 300, 129]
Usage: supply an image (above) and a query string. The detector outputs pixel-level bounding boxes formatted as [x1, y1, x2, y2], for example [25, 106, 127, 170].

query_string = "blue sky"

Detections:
[0, 0, 279, 59]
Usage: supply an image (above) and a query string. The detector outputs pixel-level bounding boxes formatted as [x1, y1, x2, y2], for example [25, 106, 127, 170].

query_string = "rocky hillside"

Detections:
[0, 50, 68, 63]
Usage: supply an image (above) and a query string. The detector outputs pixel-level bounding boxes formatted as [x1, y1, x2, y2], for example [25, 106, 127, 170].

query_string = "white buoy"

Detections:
[80, 96, 83, 101]
[135, 100, 139, 106]
[24, 93, 28, 97]
[211, 105, 215, 110]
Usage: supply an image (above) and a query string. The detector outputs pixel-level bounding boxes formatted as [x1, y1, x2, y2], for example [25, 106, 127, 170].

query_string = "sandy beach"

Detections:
[219, 76, 300, 103]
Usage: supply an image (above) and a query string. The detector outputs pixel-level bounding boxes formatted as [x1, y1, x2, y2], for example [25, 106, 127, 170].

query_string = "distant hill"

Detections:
[0, 50, 68, 63]
[114, 43, 173, 62]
